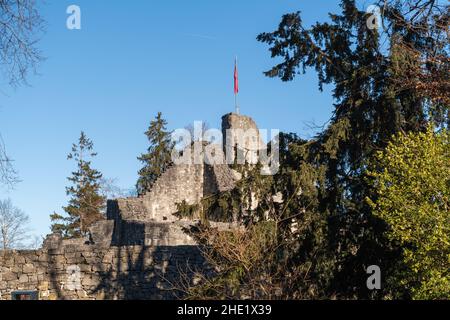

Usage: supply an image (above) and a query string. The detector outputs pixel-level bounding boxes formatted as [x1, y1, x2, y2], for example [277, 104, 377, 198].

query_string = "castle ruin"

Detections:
[0, 113, 265, 300]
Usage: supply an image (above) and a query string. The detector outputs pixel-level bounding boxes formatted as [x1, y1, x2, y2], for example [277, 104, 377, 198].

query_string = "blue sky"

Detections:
[0, 0, 354, 239]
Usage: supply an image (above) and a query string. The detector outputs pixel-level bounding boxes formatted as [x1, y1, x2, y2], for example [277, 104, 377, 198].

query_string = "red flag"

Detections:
[234, 58, 239, 95]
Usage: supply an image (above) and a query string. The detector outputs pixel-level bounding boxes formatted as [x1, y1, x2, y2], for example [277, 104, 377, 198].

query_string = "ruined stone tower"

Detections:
[0, 112, 264, 300]
[110, 112, 264, 227]
[221, 112, 264, 165]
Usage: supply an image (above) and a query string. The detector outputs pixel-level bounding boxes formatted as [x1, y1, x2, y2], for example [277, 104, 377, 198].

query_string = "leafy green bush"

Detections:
[367, 128, 450, 299]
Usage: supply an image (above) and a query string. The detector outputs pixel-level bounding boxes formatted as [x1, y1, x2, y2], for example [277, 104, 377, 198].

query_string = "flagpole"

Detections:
[235, 91, 238, 114]
[234, 56, 240, 114]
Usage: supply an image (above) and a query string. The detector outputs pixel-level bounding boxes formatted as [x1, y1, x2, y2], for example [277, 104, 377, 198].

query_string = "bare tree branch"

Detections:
[0, 0, 45, 87]
[99, 177, 137, 200]
[0, 1, 44, 187]
[0, 198, 30, 250]
[0, 134, 18, 188]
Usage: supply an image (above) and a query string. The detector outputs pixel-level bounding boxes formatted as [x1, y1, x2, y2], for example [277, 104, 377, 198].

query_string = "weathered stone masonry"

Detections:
[0, 113, 262, 300]
[0, 242, 205, 300]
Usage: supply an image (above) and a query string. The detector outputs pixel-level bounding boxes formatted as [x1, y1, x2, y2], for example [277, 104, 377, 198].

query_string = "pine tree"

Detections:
[256, 0, 448, 298]
[136, 112, 174, 195]
[50, 132, 105, 239]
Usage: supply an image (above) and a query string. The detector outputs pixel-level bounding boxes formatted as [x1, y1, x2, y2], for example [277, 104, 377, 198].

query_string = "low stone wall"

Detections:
[110, 220, 197, 246]
[0, 244, 207, 300]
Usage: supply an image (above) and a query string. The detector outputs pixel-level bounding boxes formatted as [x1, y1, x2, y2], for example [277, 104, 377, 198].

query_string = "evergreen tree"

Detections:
[254, 0, 448, 298]
[182, 0, 448, 300]
[181, 133, 334, 299]
[50, 132, 105, 238]
[136, 112, 174, 195]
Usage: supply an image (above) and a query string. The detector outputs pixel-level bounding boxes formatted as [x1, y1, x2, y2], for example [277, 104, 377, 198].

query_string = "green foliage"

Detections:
[180, 0, 449, 299]
[176, 160, 275, 225]
[186, 0, 448, 299]
[136, 112, 174, 195]
[367, 128, 450, 299]
[50, 132, 105, 239]
[257, 0, 448, 298]
[183, 133, 335, 299]
[176, 200, 200, 220]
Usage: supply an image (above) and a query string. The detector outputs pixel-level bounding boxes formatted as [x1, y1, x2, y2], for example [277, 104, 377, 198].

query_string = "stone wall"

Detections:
[104, 114, 262, 225]
[0, 113, 262, 300]
[109, 152, 236, 224]
[222, 112, 264, 165]
[141, 163, 205, 222]
[109, 220, 197, 247]
[0, 217, 238, 300]
[107, 198, 148, 222]
[0, 242, 206, 300]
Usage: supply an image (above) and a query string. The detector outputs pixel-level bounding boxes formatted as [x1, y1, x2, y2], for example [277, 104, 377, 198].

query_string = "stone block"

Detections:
[18, 274, 29, 283]
[38, 254, 49, 262]
[81, 276, 97, 287]
[78, 264, 92, 272]
[101, 253, 113, 264]
[66, 255, 85, 265]
[82, 251, 94, 258]
[51, 255, 65, 264]
[28, 274, 38, 283]
[22, 263, 35, 273]
[14, 256, 26, 264]
[2, 271, 17, 281]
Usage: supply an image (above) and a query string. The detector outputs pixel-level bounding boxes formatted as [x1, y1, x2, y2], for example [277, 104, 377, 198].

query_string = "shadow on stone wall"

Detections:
[0, 244, 207, 300]
[90, 245, 206, 300]
[46, 248, 64, 299]
[111, 219, 146, 246]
